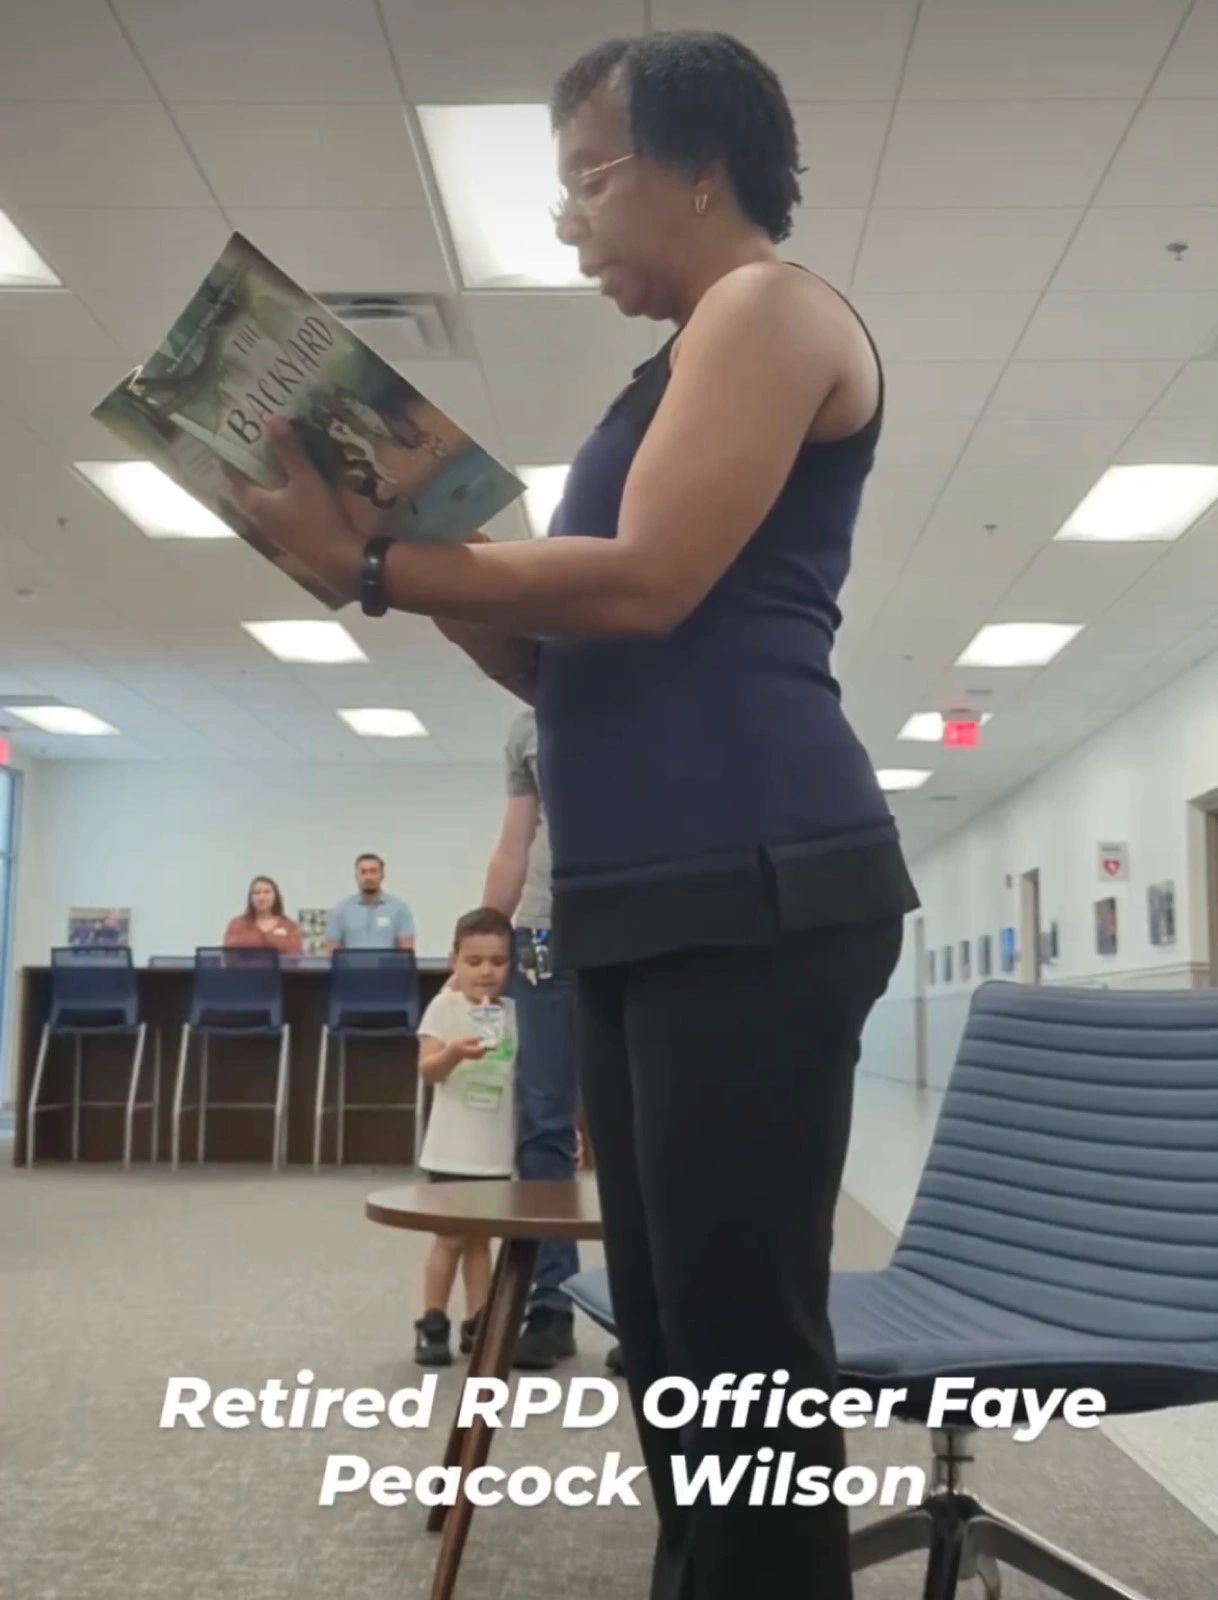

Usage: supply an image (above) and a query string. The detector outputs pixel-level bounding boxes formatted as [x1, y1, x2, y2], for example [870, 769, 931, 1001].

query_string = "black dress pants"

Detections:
[576, 918, 903, 1600]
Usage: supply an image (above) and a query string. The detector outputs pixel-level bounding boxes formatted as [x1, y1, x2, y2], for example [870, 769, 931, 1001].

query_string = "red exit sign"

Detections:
[943, 719, 980, 748]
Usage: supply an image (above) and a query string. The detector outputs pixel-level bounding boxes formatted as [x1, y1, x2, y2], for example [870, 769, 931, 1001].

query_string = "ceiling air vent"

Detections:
[317, 293, 463, 362]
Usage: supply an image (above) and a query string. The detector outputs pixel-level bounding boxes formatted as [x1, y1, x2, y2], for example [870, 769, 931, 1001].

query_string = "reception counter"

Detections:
[12, 958, 451, 1167]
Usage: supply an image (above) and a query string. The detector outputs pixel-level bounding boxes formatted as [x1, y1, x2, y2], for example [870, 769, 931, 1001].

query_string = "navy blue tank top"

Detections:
[536, 299, 919, 969]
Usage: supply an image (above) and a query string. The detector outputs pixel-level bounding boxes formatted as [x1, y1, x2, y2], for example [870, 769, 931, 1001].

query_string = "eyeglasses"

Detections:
[551, 153, 635, 224]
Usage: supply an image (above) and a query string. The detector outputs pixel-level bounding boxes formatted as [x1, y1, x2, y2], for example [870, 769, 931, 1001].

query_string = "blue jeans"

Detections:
[511, 928, 580, 1311]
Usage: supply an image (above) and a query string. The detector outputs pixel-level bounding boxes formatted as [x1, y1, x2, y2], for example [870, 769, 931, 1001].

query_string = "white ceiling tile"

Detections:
[882, 362, 1003, 417]
[878, 414, 975, 466]
[902, 0, 1189, 100]
[1098, 101, 1218, 205]
[175, 105, 422, 209]
[792, 105, 892, 209]
[1151, 362, 1218, 417]
[470, 292, 650, 460]
[1116, 416, 1218, 464]
[960, 417, 1132, 471]
[1153, 1, 1218, 97]
[854, 292, 1037, 361]
[875, 102, 1135, 207]
[784, 211, 866, 289]
[0, 103, 213, 209]
[1054, 206, 1218, 290]
[987, 361, 1179, 420]
[0, 1, 154, 101]
[655, 0, 918, 100]
[998, 542, 1162, 616]
[0, 291, 126, 376]
[113, 0, 400, 103]
[226, 209, 452, 296]
[1017, 292, 1218, 360]
[382, 0, 644, 101]
[855, 208, 1079, 292]
[16, 208, 230, 357]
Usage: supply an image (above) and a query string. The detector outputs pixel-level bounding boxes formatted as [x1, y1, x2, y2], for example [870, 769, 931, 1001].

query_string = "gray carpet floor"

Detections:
[2, 1152, 1215, 1599]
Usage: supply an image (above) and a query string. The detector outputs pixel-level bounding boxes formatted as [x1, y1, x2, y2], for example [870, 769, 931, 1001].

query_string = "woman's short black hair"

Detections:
[551, 31, 803, 243]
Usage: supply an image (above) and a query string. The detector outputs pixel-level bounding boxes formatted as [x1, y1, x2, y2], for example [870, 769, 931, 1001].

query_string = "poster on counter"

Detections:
[298, 908, 330, 957]
[68, 908, 131, 949]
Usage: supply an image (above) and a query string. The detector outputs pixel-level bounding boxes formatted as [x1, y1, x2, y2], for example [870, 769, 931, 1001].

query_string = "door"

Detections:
[1020, 868, 1043, 986]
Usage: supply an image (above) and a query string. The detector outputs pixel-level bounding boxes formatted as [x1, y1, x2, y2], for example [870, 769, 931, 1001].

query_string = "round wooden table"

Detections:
[365, 1180, 604, 1600]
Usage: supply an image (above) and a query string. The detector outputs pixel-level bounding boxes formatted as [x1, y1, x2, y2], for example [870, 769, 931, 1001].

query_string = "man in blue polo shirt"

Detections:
[325, 853, 415, 952]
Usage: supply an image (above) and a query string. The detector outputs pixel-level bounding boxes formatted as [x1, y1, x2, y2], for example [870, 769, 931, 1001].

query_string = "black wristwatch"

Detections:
[360, 535, 393, 617]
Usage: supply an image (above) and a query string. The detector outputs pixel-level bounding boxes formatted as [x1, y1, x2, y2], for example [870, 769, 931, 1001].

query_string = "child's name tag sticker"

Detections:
[463, 1081, 504, 1113]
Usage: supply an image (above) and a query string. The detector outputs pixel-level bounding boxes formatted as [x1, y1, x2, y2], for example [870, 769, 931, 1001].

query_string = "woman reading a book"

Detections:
[233, 30, 918, 1600]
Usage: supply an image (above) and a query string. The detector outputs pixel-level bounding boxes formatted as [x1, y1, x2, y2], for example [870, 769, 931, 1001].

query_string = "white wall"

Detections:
[860, 644, 1218, 1091]
[5, 758, 505, 1099]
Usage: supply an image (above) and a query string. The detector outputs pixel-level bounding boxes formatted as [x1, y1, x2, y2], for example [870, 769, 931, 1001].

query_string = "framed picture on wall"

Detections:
[960, 940, 971, 982]
[1095, 897, 1118, 958]
[978, 934, 993, 978]
[68, 908, 131, 949]
[943, 945, 954, 983]
[1149, 882, 1176, 947]
[297, 908, 330, 957]
[999, 927, 1017, 975]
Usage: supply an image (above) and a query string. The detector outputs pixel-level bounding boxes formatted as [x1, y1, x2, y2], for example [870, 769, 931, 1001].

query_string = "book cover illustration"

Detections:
[93, 233, 524, 605]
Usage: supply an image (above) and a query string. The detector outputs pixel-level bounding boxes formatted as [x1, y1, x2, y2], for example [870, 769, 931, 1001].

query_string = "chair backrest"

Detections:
[49, 946, 139, 1029]
[327, 948, 420, 1032]
[895, 982, 1218, 1348]
[189, 946, 283, 1031]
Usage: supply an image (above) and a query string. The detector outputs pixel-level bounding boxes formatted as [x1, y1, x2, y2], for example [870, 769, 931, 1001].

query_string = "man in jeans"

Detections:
[483, 709, 615, 1369]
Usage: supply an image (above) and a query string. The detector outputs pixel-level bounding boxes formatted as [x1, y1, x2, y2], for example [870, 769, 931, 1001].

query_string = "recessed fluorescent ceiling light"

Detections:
[76, 461, 235, 539]
[243, 622, 367, 664]
[6, 705, 115, 735]
[519, 465, 570, 537]
[957, 623, 1082, 669]
[876, 769, 932, 792]
[899, 712, 993, 741]
[0, 211, 60, 287]
[339, 708, 427, 738]
[418, 104, 581, 289]
[1057, 463, 1218, 543]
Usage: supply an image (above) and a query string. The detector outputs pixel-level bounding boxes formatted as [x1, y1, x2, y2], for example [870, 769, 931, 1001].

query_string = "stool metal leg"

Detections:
[337, 1038, 347, 1168]
[172, 1024, 191, 1171]
[197, 1036, 209, 1163]
[72, 1035, 83, 1162]
[151, 1029, 162, 1164]
[313, 1025, 329, 1171]
[123, 1022, 148, 1170]
[273, 1026, 290, 1171]
[26, 1024, 51, 1168]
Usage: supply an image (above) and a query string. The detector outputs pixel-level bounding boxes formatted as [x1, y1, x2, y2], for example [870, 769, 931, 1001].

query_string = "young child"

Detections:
[414, 907, 517, 1366]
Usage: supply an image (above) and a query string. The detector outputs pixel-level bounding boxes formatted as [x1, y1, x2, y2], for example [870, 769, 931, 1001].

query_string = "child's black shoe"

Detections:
[414, 1309, 452, 1367]
[459, 1310, 483, 1356]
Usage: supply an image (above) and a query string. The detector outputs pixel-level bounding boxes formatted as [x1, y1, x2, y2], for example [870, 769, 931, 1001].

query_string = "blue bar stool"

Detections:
[26, 947, 154, 1168]
[313, 949, 420, 1169]
[172, 947, 290, 1171]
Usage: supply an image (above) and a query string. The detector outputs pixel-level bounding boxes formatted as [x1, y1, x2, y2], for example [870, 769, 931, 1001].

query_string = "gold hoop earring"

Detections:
[695, 193, 708, 215]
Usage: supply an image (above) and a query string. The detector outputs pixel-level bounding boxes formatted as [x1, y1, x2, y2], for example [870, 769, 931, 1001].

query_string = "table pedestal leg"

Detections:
[427, 1235, 540, 1600]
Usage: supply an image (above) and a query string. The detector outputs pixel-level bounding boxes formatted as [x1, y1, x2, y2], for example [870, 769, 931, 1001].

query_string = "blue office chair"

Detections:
[313, 949, 421, 1169]
[25, 946, 154, 1168]
[172, 947, 290, 1171]
[565, 982, 1218, 1600]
